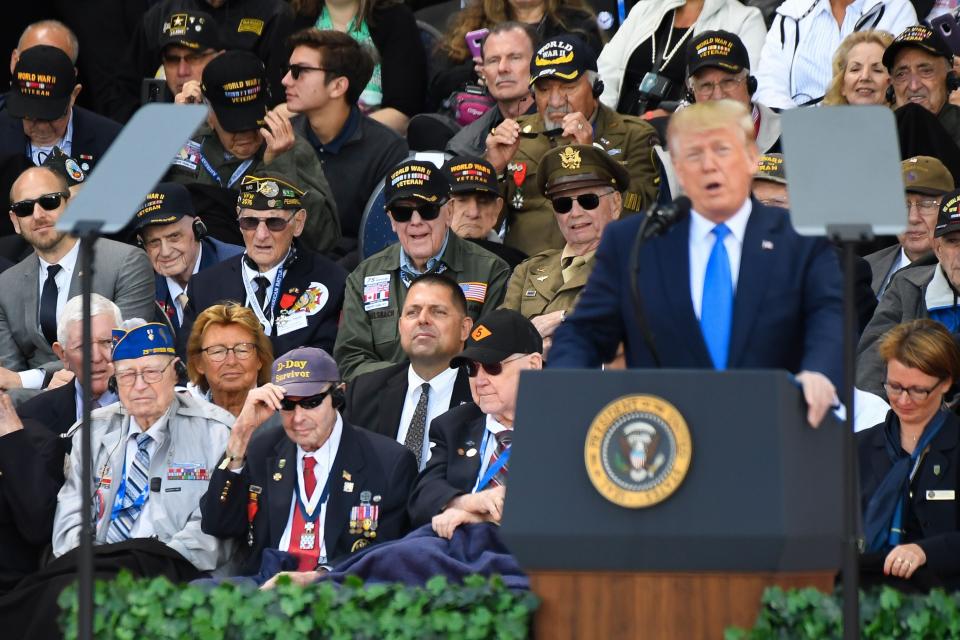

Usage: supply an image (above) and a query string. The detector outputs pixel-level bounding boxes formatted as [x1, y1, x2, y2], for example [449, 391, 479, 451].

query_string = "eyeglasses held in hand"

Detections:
[201, 343, 257, 362]
[388, 203, 443, 223]
[114, 358, 178, 387]
[279, 388, 335, 411]
[551, 191, 614, 214]
[10, 192, 70, 217]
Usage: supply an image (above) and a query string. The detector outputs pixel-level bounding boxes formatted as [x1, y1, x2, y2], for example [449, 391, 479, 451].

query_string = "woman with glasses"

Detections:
[186, 303, 274, 417]
[822, 30, 894, 106]
[858, 318, 960, 591]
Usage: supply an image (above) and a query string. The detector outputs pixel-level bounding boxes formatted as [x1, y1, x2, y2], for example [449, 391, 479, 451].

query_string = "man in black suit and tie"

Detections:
[201, 347, 417, 584]
[344, 274, 474, 470]
[408, 309, 543, 539]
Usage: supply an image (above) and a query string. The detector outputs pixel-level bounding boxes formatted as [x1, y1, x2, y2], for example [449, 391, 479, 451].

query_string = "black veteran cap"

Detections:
[201, 51, 269, 132]
[238, 173, 306, 210]
[537, 144, 629, 197]
[936, 189, 960, 237]
[8, 45, 76, 121]
[902, 156, 954, 195]
[450, 308, 543, 368]
[384, 159, 450, 207]
[444, 156, 500, 196]
[134, 182, 196, 230]
[686, 30, 751, 77]
[883, 25, 953, 70]
[160, 11, 221, 51]
[41, 146, 85, 187]
[530, 34, 598, 84]
[755, 154, 787, 185]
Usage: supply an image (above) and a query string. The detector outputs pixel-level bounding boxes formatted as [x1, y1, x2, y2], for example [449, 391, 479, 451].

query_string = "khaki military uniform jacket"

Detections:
[334, 233, 511, 381]
[501, 104, 660, 256]
[501, 249, 594, 318]
[168, 124, 341, 254]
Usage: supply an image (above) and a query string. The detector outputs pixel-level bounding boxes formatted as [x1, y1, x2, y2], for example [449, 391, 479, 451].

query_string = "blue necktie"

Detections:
[105, 433, 152, 542]
[700, 224, 733, 370]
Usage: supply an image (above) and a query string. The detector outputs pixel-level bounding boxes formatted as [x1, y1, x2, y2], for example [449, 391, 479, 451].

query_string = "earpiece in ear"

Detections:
[746, 75, 758, 96]
[885, 85, 896, 104]
[592, 78, 605, 98]
[107, 376, 117, 394]
[332, 387, 345, 410]
[192, 217, 208, 240]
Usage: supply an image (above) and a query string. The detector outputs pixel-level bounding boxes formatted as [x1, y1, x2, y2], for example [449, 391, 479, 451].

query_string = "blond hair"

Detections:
[822, 30, 895, 106]
[667, 100, 755, 154]
[186, 303, 274, 391]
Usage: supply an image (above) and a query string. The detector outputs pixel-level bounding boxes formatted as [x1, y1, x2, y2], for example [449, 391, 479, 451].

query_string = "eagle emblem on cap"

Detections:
[258, 181, 280, 198]
[471, 325, 492, 341]
[559, 147, 581, 170]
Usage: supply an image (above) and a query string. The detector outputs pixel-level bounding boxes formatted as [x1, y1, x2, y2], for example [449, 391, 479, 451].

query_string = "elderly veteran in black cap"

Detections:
[334, 159, 511, 381]
[501, 144, 626, 358]
[858, 188, 960, 395]
[865, 157, 954, 297]
[408, 309, 542, 538]
[180, 171, 347, 361]
[158, 10, 223, 100]
[485, 34, 661, 257]
[134, 183, 242, 332]
[201, 346, 416, 583]
[444, 156, 526, 269]
[751, 153, 789, 209]
[884, 25, 960, 149]
[167, 50, 340, 255]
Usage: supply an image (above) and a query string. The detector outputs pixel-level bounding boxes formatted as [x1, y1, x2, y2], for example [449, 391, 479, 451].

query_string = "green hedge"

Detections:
[726, 586, 960, 639]
[58, 572, 538, 640]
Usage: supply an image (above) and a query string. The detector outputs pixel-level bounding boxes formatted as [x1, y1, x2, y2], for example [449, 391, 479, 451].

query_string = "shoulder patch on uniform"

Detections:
[363, 274, 391, 311]
[171, 140, 202, 171]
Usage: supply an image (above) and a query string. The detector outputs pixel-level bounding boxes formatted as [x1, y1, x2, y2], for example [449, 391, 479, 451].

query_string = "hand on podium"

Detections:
[795, 371, 838, 428]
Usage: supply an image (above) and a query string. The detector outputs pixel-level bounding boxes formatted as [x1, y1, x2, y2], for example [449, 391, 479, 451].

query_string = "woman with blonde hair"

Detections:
[823, 30, 895, 106]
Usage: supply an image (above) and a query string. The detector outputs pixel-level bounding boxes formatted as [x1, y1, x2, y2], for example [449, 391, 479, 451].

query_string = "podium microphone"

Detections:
[643, 196, 691, 240]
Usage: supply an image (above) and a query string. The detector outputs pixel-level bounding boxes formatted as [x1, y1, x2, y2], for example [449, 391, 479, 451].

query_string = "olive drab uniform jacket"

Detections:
[501, 249, 595, 318]
[501, 103, 660, 256]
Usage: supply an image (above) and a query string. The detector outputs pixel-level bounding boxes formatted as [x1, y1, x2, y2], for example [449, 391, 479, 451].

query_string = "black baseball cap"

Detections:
[450, 309, 543, 368]
[883, 25, 953, 70]
[686, 30, 751, 77]
[201, 51, 269, 132]
[444, 156, 500, 196]
[936, 189, 960, 237]
[7, 45, 76, 121]
[160, 11, 221, 52]
[384, 159, 450, 208]
[134, 183, 196, 230]
[530, 34, 598, 85]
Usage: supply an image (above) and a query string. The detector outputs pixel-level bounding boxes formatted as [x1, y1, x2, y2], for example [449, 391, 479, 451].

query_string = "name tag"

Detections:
[926, 490, 955, 501]
[276, 312, 308, 336]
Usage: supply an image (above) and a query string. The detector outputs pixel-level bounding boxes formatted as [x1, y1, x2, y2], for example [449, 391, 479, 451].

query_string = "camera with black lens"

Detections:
[633, 71, 673, 115]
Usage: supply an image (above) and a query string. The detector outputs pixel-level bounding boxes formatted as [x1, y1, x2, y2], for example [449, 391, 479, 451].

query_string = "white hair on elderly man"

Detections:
[56, 294, 123, 346]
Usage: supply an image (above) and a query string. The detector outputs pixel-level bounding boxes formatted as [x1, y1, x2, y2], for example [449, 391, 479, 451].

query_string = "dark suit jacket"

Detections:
[343, 361, 473, 440]
[548, 201, 845, 389]
[179, 246, 347, 358]
[858, 411, 960, 581]
[17, 382, 77, 452]
[407, 402, 487, 527]
[200, 418, 417, 575]
[154, 237, 243, 332]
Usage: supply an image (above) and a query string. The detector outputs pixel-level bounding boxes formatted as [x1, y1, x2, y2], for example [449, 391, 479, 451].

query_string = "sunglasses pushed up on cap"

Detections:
[388, 202, 443, 223]
[10, 191, 70, 217]
[550, 191, 614, 214]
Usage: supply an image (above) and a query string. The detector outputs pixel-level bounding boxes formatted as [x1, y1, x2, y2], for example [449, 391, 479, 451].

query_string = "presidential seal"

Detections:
[584, 394, 692, 508]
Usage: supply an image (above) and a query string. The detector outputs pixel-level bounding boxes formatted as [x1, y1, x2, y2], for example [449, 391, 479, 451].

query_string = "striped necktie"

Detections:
[483, 430, 512, 490]
[105, 432, 152, 542]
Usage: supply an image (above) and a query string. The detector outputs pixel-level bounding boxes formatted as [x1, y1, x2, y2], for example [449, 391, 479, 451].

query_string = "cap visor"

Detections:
[7, 92, 69, 121]
[211, 102, 268, 133]
[450, 345, 513, 368]
[276, 380, 331, 397]
[907, 186, 949, 196]
[450, 183, 500, 196]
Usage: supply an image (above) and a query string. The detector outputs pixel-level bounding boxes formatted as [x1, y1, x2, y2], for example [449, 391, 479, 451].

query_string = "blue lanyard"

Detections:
[888, 411, 947, 547]
[296, 468, 333, 521]
[199, 153, 253, 188]
[616, 0, 626, 25]
[474, 432, 511, 491]
[109, 448, 150, 522]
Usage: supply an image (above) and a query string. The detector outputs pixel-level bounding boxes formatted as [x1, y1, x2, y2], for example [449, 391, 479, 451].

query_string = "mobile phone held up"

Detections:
[466, 28, 490, 60]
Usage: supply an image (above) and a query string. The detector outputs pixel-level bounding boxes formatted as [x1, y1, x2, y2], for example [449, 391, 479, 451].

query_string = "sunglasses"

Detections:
[464, 354, 527, 378]
[10, 192, 69, 217]
[279, 388, 335, 411]
[388, 203, 443, 223]
[238, 214, 294, 231]
[285, 64, 336, 80]
[550, 191, 613, 214]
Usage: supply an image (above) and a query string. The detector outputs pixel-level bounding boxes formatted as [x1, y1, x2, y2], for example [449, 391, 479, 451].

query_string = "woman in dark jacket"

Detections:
[858, 318, 960, 591]
[291, 0, 427, 132]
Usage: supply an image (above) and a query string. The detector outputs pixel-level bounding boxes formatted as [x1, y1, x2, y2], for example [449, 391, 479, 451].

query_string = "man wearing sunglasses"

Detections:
[167, 51, 340, 255]
[502, 144, 626, 359]
[485, 33, 660, 257]
[334, 159, 510, 382]
[201, 347, 416, 581]
[0, 166, 155, 395]
[180, 171, 347, 359]
[157, 10, 224, 100]
[408, 309, 543, 538]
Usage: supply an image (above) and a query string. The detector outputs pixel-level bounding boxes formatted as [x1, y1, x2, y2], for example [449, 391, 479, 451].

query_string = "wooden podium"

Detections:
[502, 370, 846, 639]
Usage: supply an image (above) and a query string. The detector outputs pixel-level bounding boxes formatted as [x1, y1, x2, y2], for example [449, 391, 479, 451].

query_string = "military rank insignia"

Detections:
[349, 491, 380, 538]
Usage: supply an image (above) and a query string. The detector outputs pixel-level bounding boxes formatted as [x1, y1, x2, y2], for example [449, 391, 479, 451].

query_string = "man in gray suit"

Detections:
[0, 165, 155, 391]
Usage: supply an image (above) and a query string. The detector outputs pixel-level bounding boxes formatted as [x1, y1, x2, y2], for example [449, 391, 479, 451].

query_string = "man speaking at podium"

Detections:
[549, 100, 844, 427]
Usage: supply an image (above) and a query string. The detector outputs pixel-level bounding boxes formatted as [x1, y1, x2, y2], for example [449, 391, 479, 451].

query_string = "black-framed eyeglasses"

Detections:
[114, 358, 178, 387]
[285, 64, 336, 80]
[201, 342, 257, 362]
[10, 192, 70, 217]
[882, 379, 943, 402]
[238, 213, 295, 231]
[388, 203, 444, 223]
[551, 191, 614, 214]
[279, 388, 335, 411]
[464, 354, 527, 378]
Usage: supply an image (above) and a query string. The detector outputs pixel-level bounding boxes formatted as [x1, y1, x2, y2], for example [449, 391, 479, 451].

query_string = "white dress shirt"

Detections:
[278, 414, 343, 563]
[688, 200, 751, 319]
[396, 365, 459, 469]
[122, 413, 168, 539]
[165, 244, 203, 325]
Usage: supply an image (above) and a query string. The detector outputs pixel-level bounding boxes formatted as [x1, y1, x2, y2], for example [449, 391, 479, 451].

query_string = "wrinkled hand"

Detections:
[795, 371, 837, 428]
[0, 392, 24, 437]
[560, 112, 593, 145]
[261, 109, 295, 165]
[174, 80, 202, 105]
[883, 543, 927, 579]
[448, 485, 505, 521]
[0, 367, 22, 391]
[228, 384, 286, 463]
[260, 569, 325, 590]
[531, 311, 565, 340]
[432, 507, 486, 539]
[47, 369, 75, 390]
[473, 56, 485, 87]
[484, 117, 521, 174]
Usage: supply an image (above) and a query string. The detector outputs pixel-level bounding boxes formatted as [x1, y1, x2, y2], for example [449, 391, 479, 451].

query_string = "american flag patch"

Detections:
[459, 282, 487, 303]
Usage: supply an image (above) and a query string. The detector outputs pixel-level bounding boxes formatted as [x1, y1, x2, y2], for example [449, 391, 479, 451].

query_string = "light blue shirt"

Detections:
[399, 230, 450, 285]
